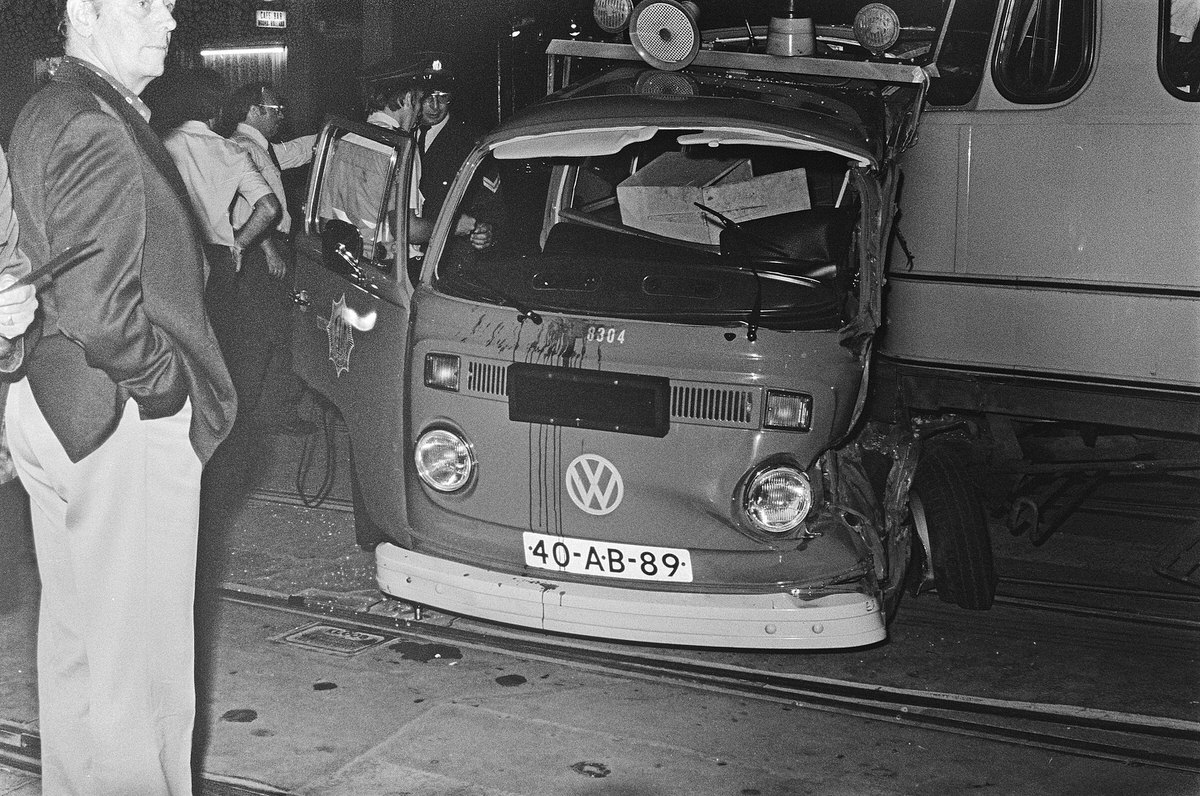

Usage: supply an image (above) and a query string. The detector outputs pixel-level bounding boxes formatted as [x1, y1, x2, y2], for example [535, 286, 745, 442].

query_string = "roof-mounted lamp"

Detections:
[593, 0, 635, 34]
[852, 3, 901, 56]
[628, 0, 701, 71]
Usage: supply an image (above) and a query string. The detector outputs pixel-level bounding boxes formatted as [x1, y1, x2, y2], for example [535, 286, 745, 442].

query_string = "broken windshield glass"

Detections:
[434, 130, 863, 333]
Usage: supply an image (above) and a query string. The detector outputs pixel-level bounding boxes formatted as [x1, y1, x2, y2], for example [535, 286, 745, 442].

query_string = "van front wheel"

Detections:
[911, 442, 997, 609]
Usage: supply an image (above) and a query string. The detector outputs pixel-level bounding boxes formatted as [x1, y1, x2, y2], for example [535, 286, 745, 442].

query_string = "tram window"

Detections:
[1161, 0, 1200, 100]
[991, 0, 1096, 103]
[927, 0, 1002, 107]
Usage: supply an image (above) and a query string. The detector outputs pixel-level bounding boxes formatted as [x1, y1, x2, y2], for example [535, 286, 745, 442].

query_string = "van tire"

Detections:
[912, 441, 996, 609]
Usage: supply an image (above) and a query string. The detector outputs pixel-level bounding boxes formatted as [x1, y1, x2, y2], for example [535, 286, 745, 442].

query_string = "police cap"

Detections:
[361, 52, 455, 97]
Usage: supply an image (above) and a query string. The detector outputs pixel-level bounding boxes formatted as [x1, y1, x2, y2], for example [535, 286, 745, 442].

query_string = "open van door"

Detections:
[291, 117, 417, 545]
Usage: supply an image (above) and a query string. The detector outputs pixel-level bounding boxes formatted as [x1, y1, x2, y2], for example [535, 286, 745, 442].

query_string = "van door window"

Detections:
[315, 129, 399, 266]
[991, 0, 1097, 103]
[1161, 0, 1200, 99]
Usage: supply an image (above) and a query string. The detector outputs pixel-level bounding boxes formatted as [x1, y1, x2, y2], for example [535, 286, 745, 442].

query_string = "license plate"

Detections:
[522, 531, 693, 583]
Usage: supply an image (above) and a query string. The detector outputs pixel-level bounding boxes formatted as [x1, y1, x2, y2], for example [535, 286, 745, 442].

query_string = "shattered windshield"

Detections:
[434, 129, 863, 333]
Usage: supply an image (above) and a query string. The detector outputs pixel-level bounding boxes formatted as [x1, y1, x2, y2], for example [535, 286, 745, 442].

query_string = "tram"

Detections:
[873, 0, 1200, 593]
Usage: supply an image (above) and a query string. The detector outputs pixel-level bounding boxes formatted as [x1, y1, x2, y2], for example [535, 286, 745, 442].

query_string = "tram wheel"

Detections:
[911, 441, 997, 609]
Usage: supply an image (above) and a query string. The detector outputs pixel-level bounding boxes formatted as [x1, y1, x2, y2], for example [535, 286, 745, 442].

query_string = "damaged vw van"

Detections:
[291, 1, 942, 648]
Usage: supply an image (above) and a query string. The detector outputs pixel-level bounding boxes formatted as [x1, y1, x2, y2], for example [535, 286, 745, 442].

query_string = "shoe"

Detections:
[272, 418, 319, 436]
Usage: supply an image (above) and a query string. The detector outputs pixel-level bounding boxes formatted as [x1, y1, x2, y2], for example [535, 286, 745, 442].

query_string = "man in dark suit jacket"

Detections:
[417, 81, 481, 220]
[415, 56, 499, 244]
[6, 0, 236, 791]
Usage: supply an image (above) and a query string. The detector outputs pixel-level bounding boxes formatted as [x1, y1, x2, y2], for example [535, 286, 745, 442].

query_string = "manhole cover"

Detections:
[273, 622, 397, 656]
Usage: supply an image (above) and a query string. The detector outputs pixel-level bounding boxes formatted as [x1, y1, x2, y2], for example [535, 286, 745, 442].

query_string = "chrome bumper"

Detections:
[375, 543, 886, 649]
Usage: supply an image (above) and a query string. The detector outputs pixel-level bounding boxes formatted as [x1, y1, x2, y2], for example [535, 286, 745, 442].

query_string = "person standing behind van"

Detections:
[162, 68, 281, 371]
[163, 69, 280, 273]
[223, 82, 316, 434]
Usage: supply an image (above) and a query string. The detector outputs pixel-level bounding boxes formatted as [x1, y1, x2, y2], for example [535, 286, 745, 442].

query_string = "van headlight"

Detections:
[414, 428, 474, 492]
[742, 464, 813, 535]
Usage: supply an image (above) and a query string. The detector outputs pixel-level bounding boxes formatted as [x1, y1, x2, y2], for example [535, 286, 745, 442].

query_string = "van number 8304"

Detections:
[523, 531, 692, 582]
[586, 326, 625, 344]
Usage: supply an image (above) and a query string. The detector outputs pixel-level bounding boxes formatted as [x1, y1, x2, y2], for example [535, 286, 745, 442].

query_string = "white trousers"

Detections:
[6, 378, 201, 796]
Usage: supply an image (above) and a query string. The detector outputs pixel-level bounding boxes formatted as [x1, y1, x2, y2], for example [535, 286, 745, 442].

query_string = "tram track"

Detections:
[203, 584, 1200, 774]
[4, 490, 1196, 788]
[226, 485, 1200, 773]
[5, 579, 1196, 793]
[0, 723, 290, 796]
[993, 575, 1200, 631]
[247, 485, 1200, 629]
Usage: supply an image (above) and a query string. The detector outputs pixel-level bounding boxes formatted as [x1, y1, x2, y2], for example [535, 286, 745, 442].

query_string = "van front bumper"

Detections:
[375, 542, 886, 649]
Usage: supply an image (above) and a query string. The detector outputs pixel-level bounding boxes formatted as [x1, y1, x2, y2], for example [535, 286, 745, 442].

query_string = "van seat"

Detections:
[719, 206, 855, 283]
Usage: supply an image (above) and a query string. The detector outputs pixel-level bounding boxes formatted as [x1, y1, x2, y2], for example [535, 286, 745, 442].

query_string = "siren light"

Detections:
[628, 0, 701, 71]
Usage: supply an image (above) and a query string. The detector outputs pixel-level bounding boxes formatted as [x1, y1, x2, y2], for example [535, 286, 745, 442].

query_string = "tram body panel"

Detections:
[882, 0, 1200, 425]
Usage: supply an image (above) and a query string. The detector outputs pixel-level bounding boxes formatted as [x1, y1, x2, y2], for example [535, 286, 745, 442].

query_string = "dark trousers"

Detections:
[0, 475, 34, 614]
[205, 240, 304, 427]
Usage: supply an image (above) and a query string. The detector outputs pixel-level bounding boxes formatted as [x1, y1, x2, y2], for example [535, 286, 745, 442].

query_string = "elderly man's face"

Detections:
[74, 0, 177, 94]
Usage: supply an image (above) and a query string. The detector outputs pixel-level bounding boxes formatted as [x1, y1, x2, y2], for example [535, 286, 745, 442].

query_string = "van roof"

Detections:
[488, 56, 927, 166]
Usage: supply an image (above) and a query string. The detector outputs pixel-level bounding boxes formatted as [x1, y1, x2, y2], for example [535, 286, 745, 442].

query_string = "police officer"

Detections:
[412, 55, 478, 219]
[360, 55, 494, 258]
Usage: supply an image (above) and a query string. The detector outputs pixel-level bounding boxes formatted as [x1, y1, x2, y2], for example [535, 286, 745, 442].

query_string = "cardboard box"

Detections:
[617, 152, 811, 245]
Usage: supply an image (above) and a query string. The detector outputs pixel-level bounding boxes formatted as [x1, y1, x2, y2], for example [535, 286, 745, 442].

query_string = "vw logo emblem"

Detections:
[565, 454, 624, 516]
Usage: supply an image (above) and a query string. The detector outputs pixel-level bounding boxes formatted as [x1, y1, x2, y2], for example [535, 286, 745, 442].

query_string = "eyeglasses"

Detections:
[257, 103, 285, 117]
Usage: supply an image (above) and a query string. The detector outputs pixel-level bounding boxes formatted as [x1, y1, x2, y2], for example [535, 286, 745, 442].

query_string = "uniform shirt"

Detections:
[230, 123, 315, 234]
[323, 132, 392, 258]
[163, 121, 273, 247]
[366, 110, 423, 259]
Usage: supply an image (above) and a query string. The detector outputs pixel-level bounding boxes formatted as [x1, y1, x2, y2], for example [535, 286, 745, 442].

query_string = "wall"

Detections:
[0, 0, 869, 142]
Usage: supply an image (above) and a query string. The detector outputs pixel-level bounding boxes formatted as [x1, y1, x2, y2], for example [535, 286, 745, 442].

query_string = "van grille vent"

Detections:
[463, 360, 758, 428]
[671, 385, 756, 426]
[466, 360, 507, 396]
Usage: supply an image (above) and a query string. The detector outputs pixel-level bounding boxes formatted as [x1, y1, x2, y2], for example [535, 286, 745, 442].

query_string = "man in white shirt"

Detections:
[225, 83, 314, 268]
[163, 68, 284, 457]
[223, 82, 316, 435]
[163, 70, 280, 271]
